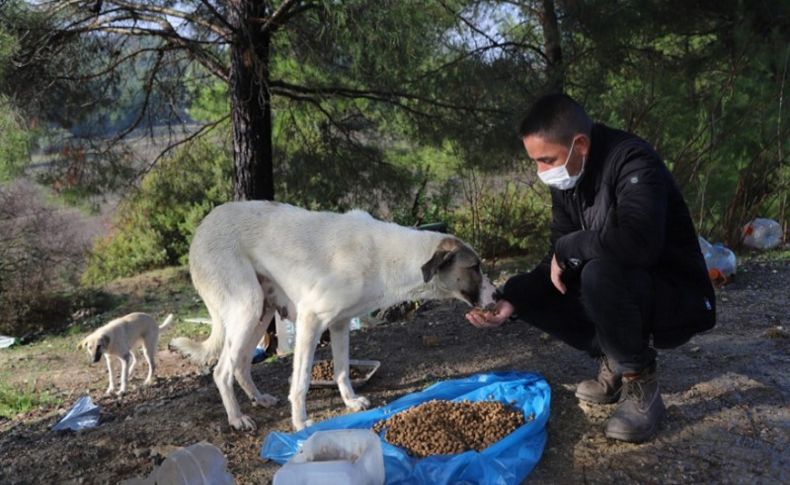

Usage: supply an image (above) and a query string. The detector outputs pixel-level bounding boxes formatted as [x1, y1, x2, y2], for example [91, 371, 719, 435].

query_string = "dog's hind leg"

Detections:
[104, 354, 115, 395]
[233, 305, 278, 408]
[329, 319, 370, 412]
[214, 299, 266, 431]
[289, 311, 322, 431]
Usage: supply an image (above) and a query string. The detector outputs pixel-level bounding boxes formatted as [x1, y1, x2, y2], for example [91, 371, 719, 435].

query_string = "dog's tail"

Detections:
[169, 317, 224, 367]
[159, 313, 175, 329]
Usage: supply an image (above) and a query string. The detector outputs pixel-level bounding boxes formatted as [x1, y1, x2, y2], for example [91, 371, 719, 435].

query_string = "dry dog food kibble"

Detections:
[311, 360, 365, 381]
[372, 399, 527, 457]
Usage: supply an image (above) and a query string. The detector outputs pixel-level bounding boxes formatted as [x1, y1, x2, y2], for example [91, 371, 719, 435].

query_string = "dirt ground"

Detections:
[0, 259, 788, 484]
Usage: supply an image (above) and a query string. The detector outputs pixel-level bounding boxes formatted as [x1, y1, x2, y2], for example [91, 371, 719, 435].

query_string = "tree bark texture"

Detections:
[229, 0, 274, 201]
[540, 0, 564, 93]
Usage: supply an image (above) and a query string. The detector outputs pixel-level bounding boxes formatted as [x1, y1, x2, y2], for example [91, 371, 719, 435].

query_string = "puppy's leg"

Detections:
[289, 311, 321, 431]
[141, 343, 155, 385]
[234, 306, 278, 408]
[127, 350, 137, 379]
[104, 354, 115, 395]
[330, 319, 370, 412]
[117, 354, 130, 395]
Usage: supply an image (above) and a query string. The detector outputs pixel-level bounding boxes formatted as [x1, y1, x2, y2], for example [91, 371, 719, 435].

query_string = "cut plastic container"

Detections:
[273, 429, 385, 485]
[120, 442, 235, 485]
[310, 359, 381, 388]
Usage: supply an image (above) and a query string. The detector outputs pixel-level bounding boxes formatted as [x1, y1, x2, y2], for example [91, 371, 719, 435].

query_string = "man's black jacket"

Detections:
[503, 123, 716, 348]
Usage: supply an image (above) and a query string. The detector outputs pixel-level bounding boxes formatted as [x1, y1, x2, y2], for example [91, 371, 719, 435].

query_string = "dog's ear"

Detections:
[99, 334, 110, 347]
[421, 238, 460, 283]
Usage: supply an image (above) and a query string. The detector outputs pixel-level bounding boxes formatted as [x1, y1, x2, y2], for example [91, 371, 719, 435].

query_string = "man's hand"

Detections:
[465, 300, 515, 329]
[550, 253, 567, 294]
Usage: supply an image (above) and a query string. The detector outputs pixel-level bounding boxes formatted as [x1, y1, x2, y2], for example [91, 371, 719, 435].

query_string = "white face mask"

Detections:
[537, 138, 586, 190]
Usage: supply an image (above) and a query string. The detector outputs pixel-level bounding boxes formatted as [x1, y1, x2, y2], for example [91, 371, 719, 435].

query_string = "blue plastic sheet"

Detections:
[52, 395, 100, 431]
[262, 372, 551, 484]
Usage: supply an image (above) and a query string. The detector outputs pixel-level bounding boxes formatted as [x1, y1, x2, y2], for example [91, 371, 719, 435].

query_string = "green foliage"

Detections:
[449, 179, 551, 260]
[82, 137, 233, 284]
[0, 96, 30, 181]
[0, 381, 60, 420]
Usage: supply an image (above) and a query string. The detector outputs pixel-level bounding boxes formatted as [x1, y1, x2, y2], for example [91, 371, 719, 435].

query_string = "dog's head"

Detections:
[421, 237, 496, 308]
[78, 334, 109, 364]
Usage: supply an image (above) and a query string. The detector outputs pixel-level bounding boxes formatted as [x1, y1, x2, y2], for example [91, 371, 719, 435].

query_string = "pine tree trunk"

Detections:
[229, 0, 274, 201]
[540, 0, 564, 93]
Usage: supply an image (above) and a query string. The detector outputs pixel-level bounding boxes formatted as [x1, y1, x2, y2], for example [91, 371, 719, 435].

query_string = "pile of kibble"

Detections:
[311, 360, 365, 381]
[372, 399, 526, 457]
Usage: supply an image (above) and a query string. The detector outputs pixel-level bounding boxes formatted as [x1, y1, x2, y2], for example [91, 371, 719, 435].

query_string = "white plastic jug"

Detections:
[273, 429, 385, 485]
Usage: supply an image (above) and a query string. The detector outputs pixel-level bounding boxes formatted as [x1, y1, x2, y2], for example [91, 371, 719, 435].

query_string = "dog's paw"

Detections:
[116, 389, 126, 396]
[292, 418, 314, 431]
[104, 388, 114, 395]
[252, 393, 278, 408]
[229, 414, 257, 432]
[344, 395, 370, 412]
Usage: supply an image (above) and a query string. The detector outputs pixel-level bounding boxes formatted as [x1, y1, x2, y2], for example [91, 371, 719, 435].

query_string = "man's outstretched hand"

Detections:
[465, 299, 515, 328]
[550, 253, 567, 294]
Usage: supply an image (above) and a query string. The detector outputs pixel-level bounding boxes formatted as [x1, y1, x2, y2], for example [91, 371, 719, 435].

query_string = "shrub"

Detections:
[0, 180, 103, 336]
[82, 137, 233, 285]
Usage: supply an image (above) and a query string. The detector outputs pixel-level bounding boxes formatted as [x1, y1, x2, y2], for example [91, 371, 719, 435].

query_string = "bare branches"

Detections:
[269, 79, 509, 116]
[136, 114, 231, 181]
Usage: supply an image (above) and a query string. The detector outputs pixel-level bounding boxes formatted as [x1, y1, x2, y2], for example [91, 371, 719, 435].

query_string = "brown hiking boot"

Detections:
[576, 355, 622, 404]
[605, 364, 665, 443]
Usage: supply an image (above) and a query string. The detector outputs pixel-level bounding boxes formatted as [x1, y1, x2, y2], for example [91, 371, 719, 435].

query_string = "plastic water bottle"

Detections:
[698, 236, 736, 283]
[742, 218, 783, 249]
[275, 314, 296, 355]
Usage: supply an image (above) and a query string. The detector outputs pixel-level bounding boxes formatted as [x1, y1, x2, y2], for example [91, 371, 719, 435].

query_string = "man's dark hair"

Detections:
[518, 93, 592, 144]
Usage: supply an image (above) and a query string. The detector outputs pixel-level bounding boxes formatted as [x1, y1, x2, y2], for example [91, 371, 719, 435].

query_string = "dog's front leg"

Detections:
[330, 319, 370, 412]
[117, 354, 130, 395]
[127, 350, 137, 379]
[104, 354, 115, 394]
[289, 312, 321, 431]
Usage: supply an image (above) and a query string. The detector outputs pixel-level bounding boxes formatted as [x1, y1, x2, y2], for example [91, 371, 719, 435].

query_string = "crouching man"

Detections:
[467, 94, 716, 442]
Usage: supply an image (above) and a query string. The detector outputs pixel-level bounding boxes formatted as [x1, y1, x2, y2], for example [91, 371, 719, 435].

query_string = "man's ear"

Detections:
[421, 238, 461, 283]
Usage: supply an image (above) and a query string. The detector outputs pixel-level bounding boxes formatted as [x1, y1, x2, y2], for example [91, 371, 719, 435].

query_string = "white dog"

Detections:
[79, 312, 174, 395]
[171, 201, 495, 431]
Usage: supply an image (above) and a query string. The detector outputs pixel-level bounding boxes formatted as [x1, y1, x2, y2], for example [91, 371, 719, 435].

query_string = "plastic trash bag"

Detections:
[262, 372, 550, 485]
[273, 429, 385, 485]
[742, 218, 783, 250]
[0, 335, 15, 349]
[120, 442, 235, 485]
[52, 396, 100, 431]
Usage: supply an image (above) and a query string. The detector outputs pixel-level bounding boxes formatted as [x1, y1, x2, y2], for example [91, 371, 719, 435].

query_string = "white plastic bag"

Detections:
[121, 442, 235, 485]
[52, 396, 100, 431]
[273, 429, 385, 485]
[698, 236, 736, 279]
[742, 218, 783, 249]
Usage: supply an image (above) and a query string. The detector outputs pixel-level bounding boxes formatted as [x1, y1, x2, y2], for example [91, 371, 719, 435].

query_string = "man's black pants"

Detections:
[503, 258, 657, 373]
